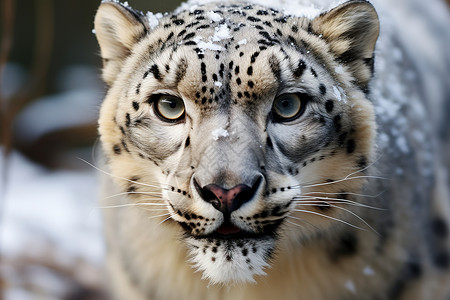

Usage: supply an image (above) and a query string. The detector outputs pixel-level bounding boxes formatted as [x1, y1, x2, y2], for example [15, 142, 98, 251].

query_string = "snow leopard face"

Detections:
[95, 0, 379, 284]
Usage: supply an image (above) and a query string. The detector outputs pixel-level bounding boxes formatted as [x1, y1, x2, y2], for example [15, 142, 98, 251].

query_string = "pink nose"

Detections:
[198, 177, 262, 216]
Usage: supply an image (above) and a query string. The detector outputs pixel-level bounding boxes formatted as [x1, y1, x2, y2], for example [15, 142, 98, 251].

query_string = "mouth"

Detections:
[188, 219, 284, 241]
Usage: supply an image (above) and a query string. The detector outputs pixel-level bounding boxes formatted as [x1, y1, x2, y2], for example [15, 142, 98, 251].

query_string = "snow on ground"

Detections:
[0, 149, 105, 299]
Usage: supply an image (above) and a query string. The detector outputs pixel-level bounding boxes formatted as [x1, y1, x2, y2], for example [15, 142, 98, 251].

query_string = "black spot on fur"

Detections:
[319, 84, 327, 95]
[310, 67, 318, 77]
[247, 16, 261, 22]
[274, 17, 287, 23]
[125, 113, 131, 127]
[250, 52, 260, 63]
[325, 100, 334, 113]
[201, 62, 207, 82]
[364, 55, 376, 74]
[247, 66, 253, 75]
[127, 186, 136, 193]
[177, 29, 187, 38]
[113, 144, 121, 155]
[135, 83, 141, 94]
[333, 114, 342, 132]
[293, 60, 306, 78]
[357, 156, 368, 169]
[121, 140, 130, 152]
[330, 231, 358, 262]
[267, 137, 273, 149]
[173, 19, 185, 25]
[185, 137, 190, 147]
[338, 132, 348, 147]
[347, 139, 356, 153]
[183, 32, 195, 40]
[389, 261, 422, 299]
[132, 101, 139, 111]
[150, 64, 161, 80]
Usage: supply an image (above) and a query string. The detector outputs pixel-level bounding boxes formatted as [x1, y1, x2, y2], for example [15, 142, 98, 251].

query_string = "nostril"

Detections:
[234, 176, 263, 210]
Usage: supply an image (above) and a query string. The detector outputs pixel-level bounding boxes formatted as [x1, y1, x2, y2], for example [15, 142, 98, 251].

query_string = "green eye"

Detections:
[153, 95, 185, 121]
[272, 93, 307, 122]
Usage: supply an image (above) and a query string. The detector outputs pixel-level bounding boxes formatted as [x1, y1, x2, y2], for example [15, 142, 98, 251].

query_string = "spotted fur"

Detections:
[94, 0, 450, 299]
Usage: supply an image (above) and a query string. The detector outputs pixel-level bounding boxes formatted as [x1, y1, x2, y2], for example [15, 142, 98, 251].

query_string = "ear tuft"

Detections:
[94, 2, 148, 85]
[312, 1, 379, 91]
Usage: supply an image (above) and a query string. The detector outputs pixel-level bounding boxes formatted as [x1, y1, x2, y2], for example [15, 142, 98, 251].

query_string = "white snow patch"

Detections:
[212, 128, 229, 140]
[207, 10, 223, 22]
[189, 5, 199, 12]
[192, 24, 232, 52]
[214, 81, 223, 87]
[363, 266, 375, 276]
[184, 0, 323, 18]
[334, 65, 345, 74]
[237, 39, 247, 45]
[345, 280, 356, 293]
[212, 24, 232, 42]
[332, 86, 346, 102]
[197, 41, 224, 52]
[147, 12, 163, 30]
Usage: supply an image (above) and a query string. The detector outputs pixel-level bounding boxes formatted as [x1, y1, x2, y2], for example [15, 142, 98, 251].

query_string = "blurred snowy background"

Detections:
[0, 0, 182, 299]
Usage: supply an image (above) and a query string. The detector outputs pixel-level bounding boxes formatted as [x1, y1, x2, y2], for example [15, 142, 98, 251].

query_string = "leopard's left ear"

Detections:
[94, 1, 149, 85]
[311, 1, 379, 91]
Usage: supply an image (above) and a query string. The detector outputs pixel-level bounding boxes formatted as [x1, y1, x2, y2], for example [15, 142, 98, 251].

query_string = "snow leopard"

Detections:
[93, 0, 450, 299]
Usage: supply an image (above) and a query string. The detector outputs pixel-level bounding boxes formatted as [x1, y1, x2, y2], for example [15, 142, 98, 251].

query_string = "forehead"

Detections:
[131, 3, 326, 109]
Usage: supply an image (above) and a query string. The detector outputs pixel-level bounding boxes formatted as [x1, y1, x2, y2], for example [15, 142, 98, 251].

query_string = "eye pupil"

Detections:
[169, 102, 177, 109]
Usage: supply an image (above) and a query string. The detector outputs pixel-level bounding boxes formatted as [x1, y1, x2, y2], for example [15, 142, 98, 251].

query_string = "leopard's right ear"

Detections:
[94, 1, 149, 85]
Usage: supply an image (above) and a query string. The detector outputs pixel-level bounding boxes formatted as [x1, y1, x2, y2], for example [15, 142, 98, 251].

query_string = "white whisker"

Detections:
[97, 203, 166, 209]
[286, 220, 305, 229]
[78, 158, 169, 190]
[287, 215, 320, 230]
[302, 191, 385, 199]
[159, 214, 174, 225]
[147, 213, 171, 220]
[103, 191, 163, 200]
[293, 197, 386, 210]
[298, 175, 388, 189]
[292, 209, 366, 231]
[328, 204, 379, 235]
